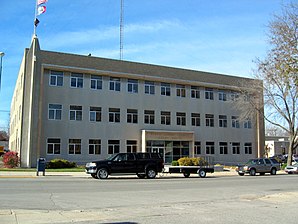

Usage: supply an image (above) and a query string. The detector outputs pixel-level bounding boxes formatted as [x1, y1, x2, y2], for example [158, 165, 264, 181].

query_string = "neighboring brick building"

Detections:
[9, 36, 265, 167]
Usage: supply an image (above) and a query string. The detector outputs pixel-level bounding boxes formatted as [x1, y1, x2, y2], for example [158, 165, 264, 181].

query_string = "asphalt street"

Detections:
[0, 172, 297, 224]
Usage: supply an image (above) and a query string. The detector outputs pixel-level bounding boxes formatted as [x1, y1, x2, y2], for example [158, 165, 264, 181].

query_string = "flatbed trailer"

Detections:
[163, 165, 214, 178]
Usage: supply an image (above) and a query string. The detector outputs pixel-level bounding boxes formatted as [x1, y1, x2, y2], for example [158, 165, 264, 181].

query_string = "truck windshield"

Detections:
[106, 154, 117, 161]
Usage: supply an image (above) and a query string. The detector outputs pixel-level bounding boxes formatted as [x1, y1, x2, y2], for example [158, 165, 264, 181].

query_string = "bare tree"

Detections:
[235, 3, 297, 165]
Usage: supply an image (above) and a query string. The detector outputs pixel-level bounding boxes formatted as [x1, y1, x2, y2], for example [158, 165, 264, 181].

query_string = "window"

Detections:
[244, 143, 252, 154]
[176, 85, 186, 97]
[265, 158, 271, 165]
[206, 142, 215, 154]
[108, 140, 120, 154]
[161, 83, 171, 96]
[191, 86, 200, 99]
[161, 111, 171, 125]
[49, 70, 63, 86]
[89, 139, 101, 154]
[48, 104, 62, 120]
[232, 142, 240, 154]
[127, 79, 138, 93]
[144, 110, 155, 124]
[109, 108, 120, 123]
[176, 112, 186, 126]
[232, 116, 240, 128]
[70, 105, 82, 121]
[109, 77, 121, 91]
[219, 115, 227, 128]
[205, 114, 214, 127]
[127, 109, 138, 124]
[194, 141, 201, 155]
[70, 73, 83, 88]
[218, 91, 227, 101]
[230, 92, 239, 101]
[205, 88, 214, 100]
[191, 113, 200, 126]
[90, 107, 101, 122]
[219, 142, 228, 154]
[47, 138, 60, 154]
[244, 118, 252, 129]
[90, 75, 102, 90]
[127, 140, 137, 153]
[145, 81, 155, 94]
[69, 139, 81, 154]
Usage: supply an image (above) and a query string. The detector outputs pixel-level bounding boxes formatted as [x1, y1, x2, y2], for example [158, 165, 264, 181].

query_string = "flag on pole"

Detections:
[38, 0, 48, 5]
[37, 6, 46, 15]
[34, 18, 40, 27]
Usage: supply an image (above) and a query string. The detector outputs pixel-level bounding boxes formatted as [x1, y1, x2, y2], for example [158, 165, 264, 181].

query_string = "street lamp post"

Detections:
[0, 52, 4, 90]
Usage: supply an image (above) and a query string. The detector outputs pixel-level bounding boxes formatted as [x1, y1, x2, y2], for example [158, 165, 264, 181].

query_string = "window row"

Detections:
[48, 104, 252, 128]
[49, 70, 246, 101]
[47, 139, 137, 155]
[194, 142, 253, 155]
[47, 138, 253, 155]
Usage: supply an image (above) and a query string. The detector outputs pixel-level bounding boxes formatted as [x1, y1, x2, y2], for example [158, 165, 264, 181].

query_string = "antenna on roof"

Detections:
[120, 0, 124, 60]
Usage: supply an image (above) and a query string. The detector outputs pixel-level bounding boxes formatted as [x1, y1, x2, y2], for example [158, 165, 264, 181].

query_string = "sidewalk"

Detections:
[0, 169, 238, 178]
[0, 169, 286, 178]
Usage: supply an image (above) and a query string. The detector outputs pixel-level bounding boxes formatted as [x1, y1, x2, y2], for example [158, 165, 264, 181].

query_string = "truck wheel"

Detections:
[96, 168, 108, 179]
[137, 173, 146, 179]
[146, 168, 157, 179]
[249, 169, 256, 176]
[198, 169, 206, 178]
[270, 168, 277, 175]
[238, 173, 244, 176]
[183, 172, 190, 178]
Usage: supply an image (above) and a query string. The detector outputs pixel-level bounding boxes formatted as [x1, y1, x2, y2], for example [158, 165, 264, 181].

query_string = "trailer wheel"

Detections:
[198, 169, 206, 178]
[183, 172, 190, 178]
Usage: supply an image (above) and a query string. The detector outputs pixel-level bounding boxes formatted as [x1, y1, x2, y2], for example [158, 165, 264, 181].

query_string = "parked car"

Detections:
[85, 152, 164, 179]
[285, 163, 298, 174]
[236, 158, 280, 176]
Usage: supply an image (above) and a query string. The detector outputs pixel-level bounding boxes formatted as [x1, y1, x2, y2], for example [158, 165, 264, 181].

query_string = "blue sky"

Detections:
[0, 0, 293, 130]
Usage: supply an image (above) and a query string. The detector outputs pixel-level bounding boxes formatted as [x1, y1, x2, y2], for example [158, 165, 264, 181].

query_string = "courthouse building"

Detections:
[9, 36, 265, 167]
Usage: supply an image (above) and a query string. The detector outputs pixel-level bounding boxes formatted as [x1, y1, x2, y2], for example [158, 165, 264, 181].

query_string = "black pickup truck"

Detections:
[85, 152, 164, 179]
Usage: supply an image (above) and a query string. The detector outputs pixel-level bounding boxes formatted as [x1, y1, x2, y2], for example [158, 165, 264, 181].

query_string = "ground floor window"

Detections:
[194, 141, 201, 155]
[232, 142, 240, 154]
[219, 142, 228, 154]
[108, 140, 120, 154]
[47, 138, 61, 154]
[126, 140, 137, 153]
[206, 142, 215, 154]
[89, 139, 101, 154]
[244, 143, 252, 154]
[69, 139, 81, 154]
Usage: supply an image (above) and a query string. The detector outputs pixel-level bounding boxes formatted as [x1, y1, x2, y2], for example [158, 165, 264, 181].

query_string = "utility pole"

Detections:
[120, 0, 124, 60]
[0, 52, 5, 91]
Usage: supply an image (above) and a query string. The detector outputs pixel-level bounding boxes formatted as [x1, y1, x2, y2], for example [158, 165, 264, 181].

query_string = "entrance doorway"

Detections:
[152, 147, 165, 158]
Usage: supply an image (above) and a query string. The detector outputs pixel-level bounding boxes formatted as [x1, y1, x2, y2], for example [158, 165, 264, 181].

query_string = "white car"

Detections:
[285, 163, 298, 174]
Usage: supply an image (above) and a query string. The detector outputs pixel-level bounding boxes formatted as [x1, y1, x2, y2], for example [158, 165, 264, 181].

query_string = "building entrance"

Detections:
[146, 140, 190, 164]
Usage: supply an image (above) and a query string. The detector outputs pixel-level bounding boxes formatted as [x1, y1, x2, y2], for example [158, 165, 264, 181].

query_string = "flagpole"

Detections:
[33, 0, 38, 36]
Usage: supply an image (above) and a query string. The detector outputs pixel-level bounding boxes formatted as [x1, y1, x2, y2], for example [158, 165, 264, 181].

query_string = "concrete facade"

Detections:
[9, 37, 265, 167]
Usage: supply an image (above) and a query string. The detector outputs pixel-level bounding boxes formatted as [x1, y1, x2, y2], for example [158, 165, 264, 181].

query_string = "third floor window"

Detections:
[110, 77, 121, 91]
[71, 73, 83, 88]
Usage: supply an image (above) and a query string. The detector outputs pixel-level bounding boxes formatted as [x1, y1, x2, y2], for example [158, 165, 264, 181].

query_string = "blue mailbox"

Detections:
[36, 158, 46, 176]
